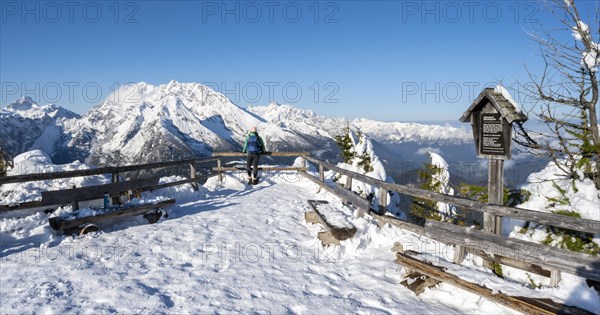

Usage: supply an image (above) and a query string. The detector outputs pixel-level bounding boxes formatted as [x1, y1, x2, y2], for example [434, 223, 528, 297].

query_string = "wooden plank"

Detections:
[333, 184, 370, 211]
[143, 176, 208, 192]
[212, 167, 308, 172]
[487, 158, 504, 234]
[49, 199, 176, 231]
[305, 156, 600, 235]
[453, 245, 465, 264]
[189, 163, 198, 191]
[301, 172, 337, 194]
[41, 177, 160, 206]
[217, 158, 223, 182]
[319, 164, 325, 182]
[301, 172, 371, 212]
[372, 212, 600, 282]
[307, 200, 357, 241]
[466, 247, 551, 278]
[379, 188, 388, 215]
[395, 252, 592, 315]
[1, 157, 219, 185]
[0, 201, 44, 212]
[212, 152, 309, 157]
[550, 270, 561, 287]
[0, 177, 207, 214]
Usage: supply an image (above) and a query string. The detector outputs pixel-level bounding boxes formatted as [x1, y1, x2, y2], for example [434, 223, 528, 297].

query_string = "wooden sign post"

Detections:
[460, 87, 527, 269]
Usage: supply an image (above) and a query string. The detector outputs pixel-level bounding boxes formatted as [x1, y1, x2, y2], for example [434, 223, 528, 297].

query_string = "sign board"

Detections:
[480, 113, 506, 156]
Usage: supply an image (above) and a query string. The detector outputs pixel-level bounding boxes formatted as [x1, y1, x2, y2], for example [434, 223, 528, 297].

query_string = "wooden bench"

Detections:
[41, 177, 160, 209]
[394, 248, 594, 315]
[49, 199, 176, 235]
[305, 200, 357, 246]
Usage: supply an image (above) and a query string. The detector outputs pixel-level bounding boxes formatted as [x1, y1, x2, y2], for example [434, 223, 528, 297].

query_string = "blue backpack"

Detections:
[247, 133, 260, 154]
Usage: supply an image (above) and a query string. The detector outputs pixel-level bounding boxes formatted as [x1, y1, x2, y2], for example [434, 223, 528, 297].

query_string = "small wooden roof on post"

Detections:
[459, 86, 528, 160]
[459, 87, 528, 124]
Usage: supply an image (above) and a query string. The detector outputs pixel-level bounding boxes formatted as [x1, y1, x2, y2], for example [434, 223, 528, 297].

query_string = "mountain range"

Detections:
[1, 81, 476, 181]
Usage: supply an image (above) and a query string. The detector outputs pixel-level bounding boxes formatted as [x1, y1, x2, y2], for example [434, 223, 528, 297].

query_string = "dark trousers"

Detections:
[246, 153, 260, 178]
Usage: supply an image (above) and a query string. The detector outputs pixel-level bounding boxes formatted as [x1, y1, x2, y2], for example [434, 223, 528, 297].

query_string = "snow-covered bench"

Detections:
[305, 200, 357, 245]
[48, 199, 176, 235]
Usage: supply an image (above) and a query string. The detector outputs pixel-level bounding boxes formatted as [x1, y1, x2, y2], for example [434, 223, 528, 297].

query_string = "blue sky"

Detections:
[1, 0, 597, 121]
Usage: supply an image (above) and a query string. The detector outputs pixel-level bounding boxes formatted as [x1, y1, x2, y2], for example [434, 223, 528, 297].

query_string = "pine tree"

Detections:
[410, 163, 444, 223]
[357, 151, 374, 173]
[355, 134, 374, 173]
[334, 127, 354, 163]
[0, 145, 8, 177]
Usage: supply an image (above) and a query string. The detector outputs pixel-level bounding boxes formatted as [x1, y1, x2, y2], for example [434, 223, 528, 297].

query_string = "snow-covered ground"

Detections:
[1, 157, 599, 314]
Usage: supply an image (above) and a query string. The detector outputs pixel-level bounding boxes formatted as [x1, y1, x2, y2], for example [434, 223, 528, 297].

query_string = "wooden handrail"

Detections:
[374, 211, 600, 282]
[0, 157, 220, 185]
[304, 156, 600, 236]
[212, 152, 309, 157]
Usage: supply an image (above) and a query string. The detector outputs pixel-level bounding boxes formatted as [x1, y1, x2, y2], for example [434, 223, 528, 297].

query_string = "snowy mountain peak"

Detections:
[62, 81, 313, 166]
[3, 97, 79, 120]
[5, 96, 38, 111]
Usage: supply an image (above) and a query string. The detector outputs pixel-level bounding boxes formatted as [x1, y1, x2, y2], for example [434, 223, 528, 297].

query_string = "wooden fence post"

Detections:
[453, 245, 466, 264]
[484, 158, 504, 270]
[550, 270, 561, 287]
[487, 159, 504, 234]
[111, 172, 119, 183]
[319, 164, 325, 182]
[189, 163, 198, 191]
[379, 188, 388, 215]
[217, 158, 223, 182]
[111, 172, 120, 204]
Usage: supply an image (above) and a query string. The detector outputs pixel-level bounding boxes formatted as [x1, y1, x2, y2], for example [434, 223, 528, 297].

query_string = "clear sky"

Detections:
[1, 0, 598, 121]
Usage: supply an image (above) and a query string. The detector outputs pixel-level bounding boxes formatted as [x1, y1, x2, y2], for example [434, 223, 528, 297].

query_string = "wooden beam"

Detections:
[379, 188, 388, 215]
[212, 152, 309, 157]
[0, 177, 207, 214]
[550, 270, 561, 288]
[372, 212, 600, 282]
[318, 164, 325, 182]
[305, 156, 600, 235]
[301, 172, 371, 212]
[301, 172, 337, 194]
[453, 245, 465, 264]
[217, 158, 223, 182]
[395, 252, 592, 315]
[212, 167, 308, 172]
[0, 201, 44, 213]
[49, 199, 176, 231]
[189, 163, 198, 191]
[466, 247, 551, 278]
[1, 157, 219, 185]
[41, 177, 160, 206]
[307, 200, 357, 241]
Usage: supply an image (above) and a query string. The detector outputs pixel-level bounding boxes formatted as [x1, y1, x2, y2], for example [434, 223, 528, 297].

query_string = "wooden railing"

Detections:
[0, 156, 221, 211]
[0, 157, 220, 185]
[303, 156, 600, 285]
[211, 152, 309, 181]
[0, 153, 309, 211]
[2, 152, 598, 285]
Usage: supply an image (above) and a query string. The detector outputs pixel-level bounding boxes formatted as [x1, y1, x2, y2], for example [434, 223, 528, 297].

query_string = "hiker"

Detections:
[242, 126, 265, 184]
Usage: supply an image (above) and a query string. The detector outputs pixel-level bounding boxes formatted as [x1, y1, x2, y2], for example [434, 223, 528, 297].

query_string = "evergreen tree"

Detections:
[355, 134, 374, 173]
[0, 145, 8, 177]
[334, 127, 354, 163]
[410, 163, 444, 223]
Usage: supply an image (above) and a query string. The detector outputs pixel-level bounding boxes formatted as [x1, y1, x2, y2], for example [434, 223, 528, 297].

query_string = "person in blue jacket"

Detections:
[242, 126, 266, 184]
